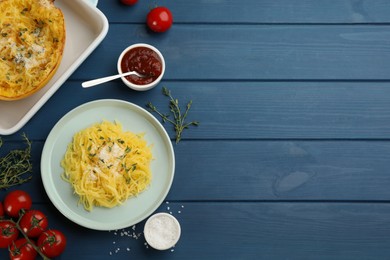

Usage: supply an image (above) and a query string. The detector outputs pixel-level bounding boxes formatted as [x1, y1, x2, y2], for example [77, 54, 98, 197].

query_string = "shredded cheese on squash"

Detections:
[61, 121, 154, 212]
[0, 0, 65, 100]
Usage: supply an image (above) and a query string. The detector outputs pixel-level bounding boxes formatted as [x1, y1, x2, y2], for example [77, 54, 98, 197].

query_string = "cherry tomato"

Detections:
[0, 221, 19, 248]
[20, 210, 48, 238]
[146, 6, 173, 33]
[38, 229, 66, 258]
[4, 190, 32, 218]
[0, 202, 4, 217]
[121, 0, 138, 5]
[9, 238, 37, 260]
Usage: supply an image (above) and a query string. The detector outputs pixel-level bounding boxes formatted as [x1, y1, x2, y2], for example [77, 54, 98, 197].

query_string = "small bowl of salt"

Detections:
[144, 212, 181, 250]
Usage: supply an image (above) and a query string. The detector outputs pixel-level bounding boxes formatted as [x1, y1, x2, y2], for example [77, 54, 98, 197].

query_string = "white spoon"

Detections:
[81, 71, 143, 88]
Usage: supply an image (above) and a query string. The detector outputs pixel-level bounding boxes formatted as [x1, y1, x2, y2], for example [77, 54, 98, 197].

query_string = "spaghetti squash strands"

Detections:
[61, 121, 153, 211]
[0, 0, 65, 100]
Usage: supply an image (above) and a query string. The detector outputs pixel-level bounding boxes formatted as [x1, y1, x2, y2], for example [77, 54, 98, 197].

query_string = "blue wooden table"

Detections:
[2, 0, 390, 259]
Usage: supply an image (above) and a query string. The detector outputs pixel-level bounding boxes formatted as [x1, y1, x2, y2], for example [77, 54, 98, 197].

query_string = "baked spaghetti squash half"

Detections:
[0, 0, 65, 100]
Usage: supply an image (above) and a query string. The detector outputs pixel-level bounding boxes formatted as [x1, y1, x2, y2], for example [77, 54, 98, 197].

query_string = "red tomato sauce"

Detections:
[120, 47, 162, 85]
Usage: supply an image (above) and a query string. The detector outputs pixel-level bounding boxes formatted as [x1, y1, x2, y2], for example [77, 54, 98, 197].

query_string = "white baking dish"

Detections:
[0, 0, 108, 135]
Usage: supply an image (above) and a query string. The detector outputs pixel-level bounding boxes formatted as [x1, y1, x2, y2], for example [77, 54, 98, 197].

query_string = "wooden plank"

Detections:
[98, 0, 390, 24]
[0, 202, 389, 259]
[171, 140, 390, 201]
[169, 202, 390, 259]
[11, 81, 390, 140]
[71, 24, 390, 81]
[3, 139, 390, 202]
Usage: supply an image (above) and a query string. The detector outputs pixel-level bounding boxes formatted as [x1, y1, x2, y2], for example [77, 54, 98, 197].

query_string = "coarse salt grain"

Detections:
[108, 226, 143, 256]
[144, 213, 181, 250]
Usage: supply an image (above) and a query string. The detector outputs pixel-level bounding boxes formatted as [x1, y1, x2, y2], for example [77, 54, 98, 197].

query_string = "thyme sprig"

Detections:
[147, 87, 199, 144]
[0, 134, 33, 189]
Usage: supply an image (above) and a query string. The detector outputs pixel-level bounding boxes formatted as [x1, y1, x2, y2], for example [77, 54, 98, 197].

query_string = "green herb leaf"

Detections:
[0, 134, 33, 189]
[147, 87, 199, 144]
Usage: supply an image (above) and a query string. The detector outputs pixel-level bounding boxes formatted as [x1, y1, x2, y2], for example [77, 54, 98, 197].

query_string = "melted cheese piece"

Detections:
[0, 0, 65, 100]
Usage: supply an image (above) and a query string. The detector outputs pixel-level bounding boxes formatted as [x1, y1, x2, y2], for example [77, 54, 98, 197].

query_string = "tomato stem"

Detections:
[0, 214, 51, 260]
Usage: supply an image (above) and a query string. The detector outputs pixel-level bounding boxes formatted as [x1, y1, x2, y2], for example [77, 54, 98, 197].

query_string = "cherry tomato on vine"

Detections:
[121, 0, 138, 5]
[0, 221, 19, 248]
[4, 190, 32, 218]
[20, 210, 48, 238]
[9, 238, 37, 260]
[146, 6, 173, 33]
[38, 229, 67, 258]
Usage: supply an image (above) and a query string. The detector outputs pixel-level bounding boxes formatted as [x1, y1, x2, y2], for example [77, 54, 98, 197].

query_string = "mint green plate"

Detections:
[41, 100, 175, 230]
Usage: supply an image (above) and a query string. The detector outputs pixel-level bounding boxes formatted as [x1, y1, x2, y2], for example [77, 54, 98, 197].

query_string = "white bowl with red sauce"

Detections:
[117, 43, 165, 91]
